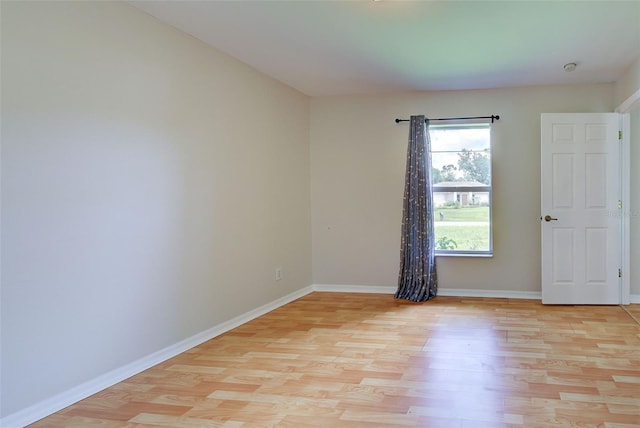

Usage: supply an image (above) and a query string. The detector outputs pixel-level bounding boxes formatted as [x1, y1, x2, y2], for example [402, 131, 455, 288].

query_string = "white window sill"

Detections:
[435, 252, 493, 258]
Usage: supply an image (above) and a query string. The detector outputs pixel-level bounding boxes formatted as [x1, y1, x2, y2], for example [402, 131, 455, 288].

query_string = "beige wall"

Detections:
[310, 85, 614, 293]
[615, 57, 640, 106]
[1, 1, 311, 417]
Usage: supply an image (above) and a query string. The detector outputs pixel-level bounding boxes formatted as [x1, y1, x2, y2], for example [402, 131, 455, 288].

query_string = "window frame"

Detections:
[429, 122, 494, 257]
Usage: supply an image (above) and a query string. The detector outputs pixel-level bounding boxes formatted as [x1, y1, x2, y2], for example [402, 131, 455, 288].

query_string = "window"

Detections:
[430, 123, 492, 256]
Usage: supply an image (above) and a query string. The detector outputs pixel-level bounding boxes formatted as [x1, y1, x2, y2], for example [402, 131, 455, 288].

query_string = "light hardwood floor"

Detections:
[30, 293, 640, 428]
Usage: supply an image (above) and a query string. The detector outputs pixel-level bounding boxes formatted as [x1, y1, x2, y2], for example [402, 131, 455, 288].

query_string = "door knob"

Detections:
[543, 215, 558, 222]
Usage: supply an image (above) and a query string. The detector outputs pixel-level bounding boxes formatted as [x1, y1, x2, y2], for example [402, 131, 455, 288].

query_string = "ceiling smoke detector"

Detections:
[563, 62, 577, 72]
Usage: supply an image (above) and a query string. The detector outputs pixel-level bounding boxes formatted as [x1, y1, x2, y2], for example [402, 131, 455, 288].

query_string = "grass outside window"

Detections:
[433, 202, 491, 253]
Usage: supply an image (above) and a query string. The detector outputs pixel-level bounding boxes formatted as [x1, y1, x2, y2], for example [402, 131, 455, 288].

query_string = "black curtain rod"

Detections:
[395, 115, 500, 124]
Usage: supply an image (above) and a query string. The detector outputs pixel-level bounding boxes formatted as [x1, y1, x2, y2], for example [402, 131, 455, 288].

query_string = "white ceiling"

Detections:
[130, 1, 640, 97]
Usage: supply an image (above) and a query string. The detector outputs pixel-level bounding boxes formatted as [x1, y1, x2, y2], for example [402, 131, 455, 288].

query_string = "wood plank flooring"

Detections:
[29, 293, 640, 428]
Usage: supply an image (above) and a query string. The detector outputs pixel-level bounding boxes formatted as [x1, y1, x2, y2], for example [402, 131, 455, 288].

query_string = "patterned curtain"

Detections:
[395, 115, 438, 302]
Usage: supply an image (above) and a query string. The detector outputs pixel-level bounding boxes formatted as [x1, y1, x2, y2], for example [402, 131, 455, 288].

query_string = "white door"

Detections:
[541, 113, 621, 304]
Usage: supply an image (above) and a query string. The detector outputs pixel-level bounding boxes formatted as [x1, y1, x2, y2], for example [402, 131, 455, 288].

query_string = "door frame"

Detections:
[616, 88, 639, 305]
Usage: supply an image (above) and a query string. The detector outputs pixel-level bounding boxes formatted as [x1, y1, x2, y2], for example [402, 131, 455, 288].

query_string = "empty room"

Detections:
[1, 1, 639, 427]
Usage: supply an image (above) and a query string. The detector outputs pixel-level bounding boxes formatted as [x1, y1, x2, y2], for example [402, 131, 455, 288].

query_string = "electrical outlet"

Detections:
[275, 267, 283, 281]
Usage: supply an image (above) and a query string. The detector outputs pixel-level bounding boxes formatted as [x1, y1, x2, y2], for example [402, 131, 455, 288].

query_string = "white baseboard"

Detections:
[312, 284, 542, 300]
[0, 286, 314, 428]
[312, 284, 640, 304]
[437, 288, 542, 300]
[312, 284, 396, 294]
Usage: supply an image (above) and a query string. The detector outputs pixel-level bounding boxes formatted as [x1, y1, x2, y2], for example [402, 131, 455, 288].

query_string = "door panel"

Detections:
[541, 113, 620, 304]
[552, 154, 573, 207]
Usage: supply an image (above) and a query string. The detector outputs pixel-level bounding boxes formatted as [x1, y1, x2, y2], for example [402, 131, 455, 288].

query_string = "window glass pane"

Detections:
[430, 125, 490, 152]
[431, 151, 491, 185]
[430, 125, 491, 186]
[434, 191, 490, 252]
